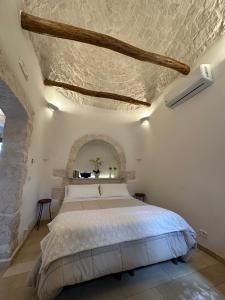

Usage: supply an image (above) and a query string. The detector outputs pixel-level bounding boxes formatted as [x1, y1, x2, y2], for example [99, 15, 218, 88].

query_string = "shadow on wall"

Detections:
[0, 80, 31, 260]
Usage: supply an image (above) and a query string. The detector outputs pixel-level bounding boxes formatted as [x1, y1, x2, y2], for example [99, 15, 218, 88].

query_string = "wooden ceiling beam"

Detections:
[21, 12, 190, 75]
[44, 79, 151, 107]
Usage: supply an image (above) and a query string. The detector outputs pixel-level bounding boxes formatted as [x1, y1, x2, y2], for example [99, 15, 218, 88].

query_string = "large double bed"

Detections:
[29, 183, 196, 300]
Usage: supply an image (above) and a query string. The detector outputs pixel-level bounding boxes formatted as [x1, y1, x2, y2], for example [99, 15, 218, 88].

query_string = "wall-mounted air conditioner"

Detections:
[165, 64, 214, 108]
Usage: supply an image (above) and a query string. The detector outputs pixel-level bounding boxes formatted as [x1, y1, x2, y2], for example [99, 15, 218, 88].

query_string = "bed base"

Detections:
[114, 269, 135, 280]
[113, 256, 184, 280]
[171, 258, 178, 265]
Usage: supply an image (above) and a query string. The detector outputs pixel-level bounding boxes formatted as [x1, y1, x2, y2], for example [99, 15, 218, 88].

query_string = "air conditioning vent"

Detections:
[165, 64, 214, 108]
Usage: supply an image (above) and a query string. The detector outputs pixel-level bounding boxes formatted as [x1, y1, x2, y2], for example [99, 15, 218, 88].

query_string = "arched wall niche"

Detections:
[75, 140, 120, 178]
[66, 134, 126, 181]
[0, 79, 32, 260]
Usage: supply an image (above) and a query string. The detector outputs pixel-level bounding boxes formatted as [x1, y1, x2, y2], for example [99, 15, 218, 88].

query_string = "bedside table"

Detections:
[134, 193, 146, 202]
[36, 198, 52, 230]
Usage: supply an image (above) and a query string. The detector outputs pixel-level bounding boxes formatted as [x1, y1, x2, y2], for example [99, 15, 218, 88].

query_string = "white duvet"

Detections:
[40, 204, 196, 272]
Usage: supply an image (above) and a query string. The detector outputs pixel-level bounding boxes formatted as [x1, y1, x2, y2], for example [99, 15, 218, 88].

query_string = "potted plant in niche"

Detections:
[90, 157, 104, 178]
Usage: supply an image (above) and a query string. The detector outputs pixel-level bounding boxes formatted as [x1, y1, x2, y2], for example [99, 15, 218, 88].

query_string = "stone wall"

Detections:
[0, 49, 33, 118]
[0, 63, 33, 259]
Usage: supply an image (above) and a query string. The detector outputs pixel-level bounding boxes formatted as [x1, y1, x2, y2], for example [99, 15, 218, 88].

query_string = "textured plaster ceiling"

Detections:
[24, 0, 225, 110]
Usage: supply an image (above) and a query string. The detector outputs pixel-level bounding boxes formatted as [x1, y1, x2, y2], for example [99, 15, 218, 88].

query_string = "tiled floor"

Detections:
[1, 225, 225, 300]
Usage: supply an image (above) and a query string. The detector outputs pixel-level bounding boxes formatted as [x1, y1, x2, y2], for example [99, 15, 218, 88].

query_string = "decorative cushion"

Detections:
[100, 183, 130, 197]
[65, 184, 100, 200]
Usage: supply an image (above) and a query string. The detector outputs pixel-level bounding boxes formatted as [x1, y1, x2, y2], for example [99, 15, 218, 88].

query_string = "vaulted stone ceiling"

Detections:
[24, 0, 225, 110]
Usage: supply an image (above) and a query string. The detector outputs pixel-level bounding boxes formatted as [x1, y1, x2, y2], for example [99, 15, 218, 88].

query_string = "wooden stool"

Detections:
[134, 193, 146, 202]
[36, 198, 52, 230]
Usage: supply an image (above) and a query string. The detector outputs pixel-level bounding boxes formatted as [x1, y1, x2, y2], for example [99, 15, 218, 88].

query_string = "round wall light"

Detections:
[139, 116, 150, 126]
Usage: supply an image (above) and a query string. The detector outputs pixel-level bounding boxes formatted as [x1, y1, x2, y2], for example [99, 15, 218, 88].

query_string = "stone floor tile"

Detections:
[0, 272, 29, 291]
[57, 276, 124, 300]
[156, 271, 216, 300]
[199, 263, 225, 287]
[3, 286, 38, 300]
[191, 249, 218, 269]
[159, 260, 195, 279]
[216, 282, 225, 296]
[13, 249, 40, 264]
[3, 261, 35, 277]
[125, 287, 164, 300]
[119, 264, 171, 298]
[0, 267, 7, 280]
[207, 287, 225, 300]
[12, 224, 47, 264]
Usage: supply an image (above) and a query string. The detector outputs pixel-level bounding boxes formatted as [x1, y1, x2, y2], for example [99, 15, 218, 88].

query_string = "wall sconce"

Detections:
[140, 116, 150, 126]
[46, 102, 59, 111]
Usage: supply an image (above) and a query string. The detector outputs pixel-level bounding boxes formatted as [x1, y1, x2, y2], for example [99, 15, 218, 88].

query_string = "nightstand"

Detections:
[134, 193, 146, 202]
[36, 198, 52, 230]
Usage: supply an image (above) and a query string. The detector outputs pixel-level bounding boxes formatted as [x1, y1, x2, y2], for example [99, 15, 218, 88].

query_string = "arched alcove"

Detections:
[0, 80, 32, 260]
[75, 140, 120, 178]
[66, 134, 126, 180]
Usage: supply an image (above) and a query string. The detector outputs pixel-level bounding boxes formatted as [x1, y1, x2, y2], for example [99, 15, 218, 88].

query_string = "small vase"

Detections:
[113, 167, 117, 178]
[73, 170, 79, 178]
[109, 167, 112, 178]
[93, 170, 100, 178]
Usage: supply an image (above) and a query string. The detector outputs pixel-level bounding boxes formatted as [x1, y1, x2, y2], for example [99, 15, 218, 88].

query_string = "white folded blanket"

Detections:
[40, 205, 196, 272]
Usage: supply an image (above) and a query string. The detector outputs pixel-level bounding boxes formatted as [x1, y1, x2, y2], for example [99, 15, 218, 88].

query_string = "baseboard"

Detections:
[0, 219, 36, 267]
[198, 243, 225, 265]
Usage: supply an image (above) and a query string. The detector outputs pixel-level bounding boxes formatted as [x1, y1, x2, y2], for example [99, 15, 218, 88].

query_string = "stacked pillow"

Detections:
[65, 184, 99, 200]
[99, 183, 130, 197]
[64, 183, 130, 201]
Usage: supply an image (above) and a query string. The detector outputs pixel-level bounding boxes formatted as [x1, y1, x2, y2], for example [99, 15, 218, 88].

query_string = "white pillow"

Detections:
[100, 183, 130, 197]
[65, 184, 100, 200]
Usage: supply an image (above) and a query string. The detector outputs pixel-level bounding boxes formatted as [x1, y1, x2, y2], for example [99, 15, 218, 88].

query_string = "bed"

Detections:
[29, 183, 196, 300]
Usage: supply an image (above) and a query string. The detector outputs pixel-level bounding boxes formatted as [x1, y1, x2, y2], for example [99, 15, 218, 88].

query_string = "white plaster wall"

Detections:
[0, 0, 51, 243]
[142, 36, 225, 259]
[18, 110, 52, 239]
[39, 91, 147, 200]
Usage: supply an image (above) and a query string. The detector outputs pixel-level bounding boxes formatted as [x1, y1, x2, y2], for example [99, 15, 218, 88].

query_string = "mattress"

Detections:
[29, 196, 196, 300]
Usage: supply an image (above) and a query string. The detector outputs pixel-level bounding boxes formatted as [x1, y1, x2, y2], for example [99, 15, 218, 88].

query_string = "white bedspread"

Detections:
[40, 204, 196, 272]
